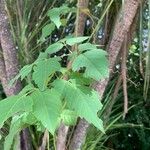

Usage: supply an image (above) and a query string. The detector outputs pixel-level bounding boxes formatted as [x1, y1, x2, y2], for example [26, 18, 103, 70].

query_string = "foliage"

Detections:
[0, 5, 109, 148]
[0, 1, 150, 150]
[72, 48, 108, 80]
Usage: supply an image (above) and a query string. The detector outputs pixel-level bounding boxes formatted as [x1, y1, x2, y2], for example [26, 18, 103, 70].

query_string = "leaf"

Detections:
[31, 89, 62, 134]
[61, 109, 77, 126]
[47, 5, 70, 29]
[12, 134, 20, 150]
[70, 72, 93, 86]
[36, 52, 48, 61]
[66, 36, 89, 46]
[72, 49, 109, 80]
[45, 42, 64, 55]
[9, 74, 20, 86]
[78, 43, 97, 52]
[60, 19, 67, 26]
[0, 95, 33, 128]
[40, 23, 55, 41]
[59, 5, 71, 14]
[36, 122, 45, 132]
[52, 79, 104, 132]
[18, 84, 35, 96]
[4, 113, 36, 150]
[32, 57, 61, 91]
[9, 64, 33, 86]
[4, 117, 22, 150]
[48, 8, 61, 28]
[19, 65, 33, 80]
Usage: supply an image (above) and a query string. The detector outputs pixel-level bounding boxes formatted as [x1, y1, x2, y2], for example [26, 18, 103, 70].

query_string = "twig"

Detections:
[121, 35, 128, 119]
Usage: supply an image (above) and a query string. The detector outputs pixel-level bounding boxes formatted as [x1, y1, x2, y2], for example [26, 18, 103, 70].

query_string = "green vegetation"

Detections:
[0, 0, 150, 150]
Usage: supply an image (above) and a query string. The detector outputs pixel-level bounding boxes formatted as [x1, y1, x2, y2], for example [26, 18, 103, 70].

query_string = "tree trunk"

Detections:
[0, 0, 21, 95]
[0, 0, 31, 149]
[69, 0, 140, 150]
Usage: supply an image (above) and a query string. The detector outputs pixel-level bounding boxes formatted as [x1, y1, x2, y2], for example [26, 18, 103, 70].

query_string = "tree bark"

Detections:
[69, 0, 140, 150]
[0, 0, 31, 149]
[0, 0, 21, 96]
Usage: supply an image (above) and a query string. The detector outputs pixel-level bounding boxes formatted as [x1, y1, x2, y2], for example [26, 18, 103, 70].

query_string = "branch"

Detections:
[121, 35, 128, 119]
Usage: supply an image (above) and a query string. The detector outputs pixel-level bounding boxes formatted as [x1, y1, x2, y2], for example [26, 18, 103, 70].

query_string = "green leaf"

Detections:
[72, 49, 109, 80]
[47, 6, 70, 29]
[32, 57, 61, 91]
[52, 79, 104, 132]
[40, 23, 55, 41]
[48, 8, 61, 28]
[9, 74, 20, 86]
[9, 64, 33, 86]
[4, 113, 36, 150]
[66, 36, 89, 46]
[18, 84, 35, 96]
[19, 65, 33, 80]
[0, 95, 33, 128]
[59, 5, 71, 14]
[78, 43, 97, 52]
[4, 117, 23, 150]
[61, 109, 77, 126]
[12, 134, 20, 150]
[36, 122, 45, 132]
[60, 19, 67, 26]
[45, 42, 64, 55]
[31, 89, 62, 134]
[70, 72, 93, 86]
[36, 52, 48, 61]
